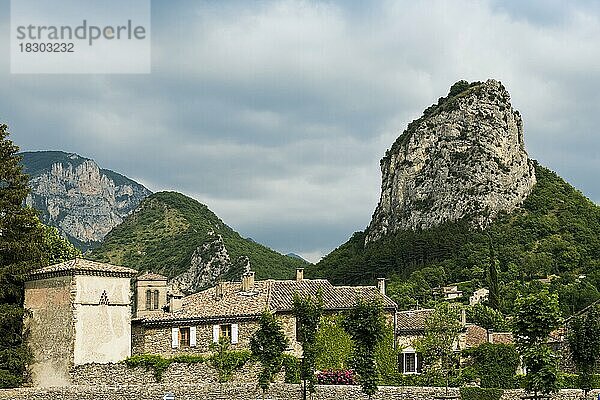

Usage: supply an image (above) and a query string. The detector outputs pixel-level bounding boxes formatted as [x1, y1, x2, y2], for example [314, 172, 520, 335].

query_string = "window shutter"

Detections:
[399, 353, 405, 374]
[190, 326, 197, 347]
[231, 324, 239, 344]
[212, 324, 220, 343]
[171, 327, 179, 348]
[417, 352, 423, 373]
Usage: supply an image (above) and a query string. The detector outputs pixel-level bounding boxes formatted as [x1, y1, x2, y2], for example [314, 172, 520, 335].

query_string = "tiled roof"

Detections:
[267, 280, 395, 311]
[137, 272, 168, 281]
[140, 281, 270, 322]
[464, 324, 487, 348]
[137, 278, 397, 324]
[491, 332, 513, 345]
[397, 309, 435, 333]
[27, 258, 137, 279]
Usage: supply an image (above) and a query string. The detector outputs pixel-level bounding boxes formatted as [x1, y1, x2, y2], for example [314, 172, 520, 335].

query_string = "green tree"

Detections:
[487, 238, 499, 310]
[250, 311, 288, 394]
[292, 292, 323, 395]
[467, 304, 509, 332]
[567, 303, 600, 397]
[41, 225, 80, 264]
[315, 315, 353, 370]
[463, 343, 519, 388]
[513, 290, 561, 399]
[0, 125, 45, 387]
[415, 302, 462, 395]
[343, 299, 386, 398]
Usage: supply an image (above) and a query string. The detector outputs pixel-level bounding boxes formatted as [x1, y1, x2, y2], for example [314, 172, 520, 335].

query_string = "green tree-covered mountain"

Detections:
[89, 191, 308, 291]
[308, 80, 600, 317]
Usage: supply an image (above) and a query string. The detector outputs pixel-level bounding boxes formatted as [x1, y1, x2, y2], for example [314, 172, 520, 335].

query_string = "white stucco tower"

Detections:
[24, 258, 137, 387]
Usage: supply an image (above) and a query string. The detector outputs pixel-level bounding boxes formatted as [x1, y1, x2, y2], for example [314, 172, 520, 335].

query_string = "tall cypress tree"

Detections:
[0, 124, 45, 387]
[488, 237, 499, 310]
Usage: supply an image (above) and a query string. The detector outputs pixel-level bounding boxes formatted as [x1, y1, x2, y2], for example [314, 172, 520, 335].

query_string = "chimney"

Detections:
[169, 295, 182, 313]
[487, 329, 494, 344]
[214, 281, 224, 301]
[460, 308, 467, 327]
[377, 278, 386, 296]
[242, 271, 255, 292]
[296, 268, 304, 282]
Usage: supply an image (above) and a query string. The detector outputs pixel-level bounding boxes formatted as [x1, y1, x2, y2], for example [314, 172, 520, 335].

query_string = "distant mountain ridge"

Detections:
[89, 191, 309, 293]
[20, 151, 152, 249]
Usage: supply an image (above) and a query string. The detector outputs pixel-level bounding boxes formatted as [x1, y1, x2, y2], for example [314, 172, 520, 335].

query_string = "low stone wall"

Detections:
[70, 361, 262, 386]
[0, 384, 596, 400]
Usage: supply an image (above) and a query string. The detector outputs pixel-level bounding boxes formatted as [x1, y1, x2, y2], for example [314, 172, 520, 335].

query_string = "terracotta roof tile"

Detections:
[138, 278, 397, 323]
[28, 258, 137, 279]
[397, 309, 435, 333]
[137, 272, 168, 281]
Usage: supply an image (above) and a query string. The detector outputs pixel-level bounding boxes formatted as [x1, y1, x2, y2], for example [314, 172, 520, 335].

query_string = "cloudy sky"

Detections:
[1, 0, 599, 262]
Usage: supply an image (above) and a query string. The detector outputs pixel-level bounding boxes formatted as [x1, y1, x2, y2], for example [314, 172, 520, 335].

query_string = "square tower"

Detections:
[24, 258, 137, 387]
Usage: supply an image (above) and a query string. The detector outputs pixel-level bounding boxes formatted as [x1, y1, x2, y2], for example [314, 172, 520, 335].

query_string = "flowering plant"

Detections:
[316, 369, 356, 385]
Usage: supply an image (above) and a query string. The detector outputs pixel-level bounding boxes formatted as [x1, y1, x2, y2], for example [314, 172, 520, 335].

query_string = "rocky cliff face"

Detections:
[21, 151, 151, 249]
[366, 80, 536, 243]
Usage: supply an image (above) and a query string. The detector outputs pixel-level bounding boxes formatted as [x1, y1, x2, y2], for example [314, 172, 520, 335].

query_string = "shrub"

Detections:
[317, 369, 355, 385]
[282, 354, 300, 384]
[460, 387, 503, 400]
[462, 343, 519, 388]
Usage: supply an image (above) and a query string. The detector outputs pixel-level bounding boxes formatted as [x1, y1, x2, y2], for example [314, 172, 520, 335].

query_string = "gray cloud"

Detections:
[1, 0, 600, 262]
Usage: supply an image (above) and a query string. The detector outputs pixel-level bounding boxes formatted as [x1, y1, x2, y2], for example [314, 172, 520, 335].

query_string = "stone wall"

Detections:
[24, 275, 75, 387]
[133, 320, 261, 356]
[70, 361, 262, 386]
[0, 384, 596, 400]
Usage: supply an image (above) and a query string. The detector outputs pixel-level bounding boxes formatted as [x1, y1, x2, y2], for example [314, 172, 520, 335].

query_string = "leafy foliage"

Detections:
[567, 303, 600, 394]
[467, 304, 509, 332]
[0, 125, 46, 387]
[292, 293, 323, 394]
[374, 326, 401, 385]
[310, 162, 600, 320]
[250, 311, 288, 391]
[315, 315, 353, 371]
[462, 343, 519, 388]
[41, 225, 80, 265]
[281, 354, 300, 384]
[210, 338, 252, 383]
[513, 291, 561, 398]
[415, 302, 462, 390]
[124, 353, 205, 381]
[343, 299, 386, 397]
[89, 191, 308, 283]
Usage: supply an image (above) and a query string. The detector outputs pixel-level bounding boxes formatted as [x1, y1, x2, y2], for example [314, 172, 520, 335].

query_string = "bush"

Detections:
[282, 354, 300, 384]
[559, 373, 600, 389]
[460, 387, 503, 400]
[317, 369, 355, 385]
[462, 343, 519, 388]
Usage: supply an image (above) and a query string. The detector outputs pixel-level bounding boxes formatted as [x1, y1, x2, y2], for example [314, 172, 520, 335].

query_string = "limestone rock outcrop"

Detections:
[22, 151, 151, 248]
[366, 80, 536, 243]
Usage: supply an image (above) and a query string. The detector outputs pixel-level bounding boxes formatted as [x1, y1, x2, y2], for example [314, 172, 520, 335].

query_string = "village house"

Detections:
[23, 259, 138, 387]
[131, 269, 397, 356]
[395, 308, 514, 375]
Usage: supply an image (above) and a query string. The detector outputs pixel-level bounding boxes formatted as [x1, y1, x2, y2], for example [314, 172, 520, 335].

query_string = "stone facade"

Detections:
[0, 384, 594, 400]
[24, 259, 137, 387]
[24, 276, 74, 387]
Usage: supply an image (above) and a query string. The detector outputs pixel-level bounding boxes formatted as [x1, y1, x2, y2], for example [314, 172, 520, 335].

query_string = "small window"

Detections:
[153, 290, 159, 310]
[179, 327, 190, 347]
[404, 353, 416, 373]
[220, 324, 232, 341]
[145, 290, 152, 310]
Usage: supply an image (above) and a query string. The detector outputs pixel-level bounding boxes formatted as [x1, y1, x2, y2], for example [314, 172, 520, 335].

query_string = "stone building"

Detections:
[132, 269, 397, 357]
[396, 308, 514, 375]
[24, 258, 137, 387]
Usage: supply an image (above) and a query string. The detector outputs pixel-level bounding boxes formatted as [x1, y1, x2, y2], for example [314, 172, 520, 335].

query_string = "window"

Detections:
[145, 290, 152, 310]
[179, 327, 190, 347]
[153, 290, 159, 310]
[404, 353, 416, 373]
[220, 324, 232, 341]
[399, 349, 422, 374]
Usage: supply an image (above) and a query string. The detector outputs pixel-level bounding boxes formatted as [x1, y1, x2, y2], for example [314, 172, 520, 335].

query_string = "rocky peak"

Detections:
[365, 79, 536, 243]
[21, 151, 151, 248]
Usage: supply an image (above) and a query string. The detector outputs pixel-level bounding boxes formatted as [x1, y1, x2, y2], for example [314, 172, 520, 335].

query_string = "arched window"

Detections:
[153, 290, 159, 310]
[145, 289, 152, 310]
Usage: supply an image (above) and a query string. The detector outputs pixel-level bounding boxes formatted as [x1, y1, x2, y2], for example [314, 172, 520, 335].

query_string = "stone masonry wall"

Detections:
[0, 384, 596, 400]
